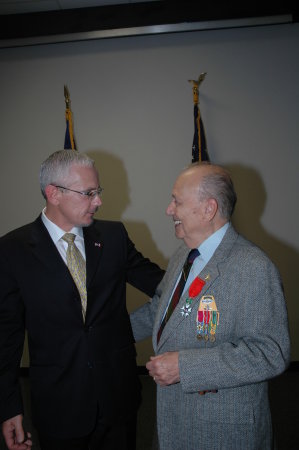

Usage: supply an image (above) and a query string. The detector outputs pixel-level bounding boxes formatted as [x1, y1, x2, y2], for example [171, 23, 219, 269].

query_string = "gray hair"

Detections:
[39, 150, 95, 199]
[186, 162, 237, 219]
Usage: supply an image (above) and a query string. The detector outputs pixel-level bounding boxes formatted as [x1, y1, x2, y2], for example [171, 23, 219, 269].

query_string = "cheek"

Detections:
[190, 207, 203, 219]
[67, 204, 84, 218]
[188, 211, 201, 228]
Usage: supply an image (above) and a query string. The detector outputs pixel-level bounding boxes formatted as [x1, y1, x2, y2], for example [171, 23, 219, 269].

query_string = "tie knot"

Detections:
[62, 233, 76, 244]
[188, 248, 199, 264]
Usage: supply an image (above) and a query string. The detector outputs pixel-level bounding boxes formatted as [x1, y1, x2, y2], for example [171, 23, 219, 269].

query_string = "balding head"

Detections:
[181, 163, 237, 220]
[166, 163, 237, 247]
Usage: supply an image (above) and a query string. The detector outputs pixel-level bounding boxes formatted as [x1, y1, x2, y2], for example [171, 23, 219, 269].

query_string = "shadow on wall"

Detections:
[87, 150, 130, 221]
[86, 149, 167, 268]
[226, 164, 299, 361]
[86, 149, 168, 365]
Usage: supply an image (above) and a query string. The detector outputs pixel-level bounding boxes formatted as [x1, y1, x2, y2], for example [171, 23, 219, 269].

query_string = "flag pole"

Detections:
[188, 72, 209, 163]
[64, 85, 76, 150]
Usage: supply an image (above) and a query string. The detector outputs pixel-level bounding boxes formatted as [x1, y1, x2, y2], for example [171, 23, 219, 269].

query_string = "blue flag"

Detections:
[192, 103, 209, 163]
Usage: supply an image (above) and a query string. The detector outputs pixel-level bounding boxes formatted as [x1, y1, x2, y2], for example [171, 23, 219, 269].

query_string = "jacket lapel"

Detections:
[83, 225, 103, 288]
[154, 246, 189, 349]
[30, 217, 104, 285]
[29, 217, 105, 323]
[156, 225, 239, 350]
[155, 269, 221, 350]
[29, 216, 69, 273]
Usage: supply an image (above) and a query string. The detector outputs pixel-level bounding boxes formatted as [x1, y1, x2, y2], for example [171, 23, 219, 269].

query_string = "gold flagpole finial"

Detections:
[188, 72, 207, 104]
[64, 85, 71, 109]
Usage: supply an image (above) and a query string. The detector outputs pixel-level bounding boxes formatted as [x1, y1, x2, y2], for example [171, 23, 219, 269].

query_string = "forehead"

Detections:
[173, 170, 201, 198]
[67, 164, 99, 185]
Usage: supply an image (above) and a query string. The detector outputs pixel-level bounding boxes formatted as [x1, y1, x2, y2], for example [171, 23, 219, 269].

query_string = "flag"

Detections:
[192, 103, 209, 163]
[64, 109, 76, 150]
[64, 85, 76, 150]
[189, 73, 209, 162]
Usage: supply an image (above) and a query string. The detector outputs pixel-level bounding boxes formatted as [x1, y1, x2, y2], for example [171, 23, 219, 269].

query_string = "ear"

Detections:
[44, 185, 60, 205]
[204, 198, 218, 221]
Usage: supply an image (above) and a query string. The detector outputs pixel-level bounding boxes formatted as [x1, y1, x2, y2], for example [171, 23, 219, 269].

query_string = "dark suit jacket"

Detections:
[0, 216, 164, 438]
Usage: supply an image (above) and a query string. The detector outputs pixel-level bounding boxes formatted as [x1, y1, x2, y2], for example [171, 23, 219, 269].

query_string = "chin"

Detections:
[175, 229, 184, 240]
[81, 218, 94, 228]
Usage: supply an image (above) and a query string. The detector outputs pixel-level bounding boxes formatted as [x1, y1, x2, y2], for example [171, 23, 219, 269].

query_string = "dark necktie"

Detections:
[157, 248, 199, 343]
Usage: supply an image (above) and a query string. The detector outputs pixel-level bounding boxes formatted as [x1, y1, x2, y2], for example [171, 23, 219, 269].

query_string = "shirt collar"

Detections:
[198, 222, 230, 263]
[41, 207, 83, 244]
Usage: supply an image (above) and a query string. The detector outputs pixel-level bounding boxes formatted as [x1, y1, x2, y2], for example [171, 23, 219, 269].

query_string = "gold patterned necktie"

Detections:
[62, 233, 87, 321]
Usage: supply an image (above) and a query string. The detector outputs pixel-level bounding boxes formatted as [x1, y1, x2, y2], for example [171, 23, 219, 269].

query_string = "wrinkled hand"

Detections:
[146, 352, 180, 386]
[2, 415, 32, 449]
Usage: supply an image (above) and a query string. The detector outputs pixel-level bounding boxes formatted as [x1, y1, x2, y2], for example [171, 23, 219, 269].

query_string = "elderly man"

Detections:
[131, 162, 290, 450]
[0, 150, 164, 450]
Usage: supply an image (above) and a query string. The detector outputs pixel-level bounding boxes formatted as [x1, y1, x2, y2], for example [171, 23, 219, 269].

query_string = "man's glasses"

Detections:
[54, 185, 104, 199]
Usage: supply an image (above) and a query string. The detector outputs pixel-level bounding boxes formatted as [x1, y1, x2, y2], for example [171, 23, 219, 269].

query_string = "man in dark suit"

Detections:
[131, 162, 290, 449]
[0, 150, 164, 450]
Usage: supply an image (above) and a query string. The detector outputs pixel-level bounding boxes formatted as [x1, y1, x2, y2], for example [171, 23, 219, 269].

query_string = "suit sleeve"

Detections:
[130, 244, 183, 342]
[179, 251, 291, 393]
[130, 277, 165, 342]
[0, 248, 25, 423]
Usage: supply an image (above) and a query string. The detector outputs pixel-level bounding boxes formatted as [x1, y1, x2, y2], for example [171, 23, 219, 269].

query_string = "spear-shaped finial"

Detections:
[188, 72, 207, 104]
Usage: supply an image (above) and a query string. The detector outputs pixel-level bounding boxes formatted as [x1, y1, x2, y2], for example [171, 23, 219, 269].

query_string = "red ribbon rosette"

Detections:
[189, 277, 205, 298]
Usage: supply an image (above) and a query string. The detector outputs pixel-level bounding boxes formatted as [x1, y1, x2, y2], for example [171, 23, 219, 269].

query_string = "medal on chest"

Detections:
[180, 276, 205, 317]
[197, 295, 219, 342]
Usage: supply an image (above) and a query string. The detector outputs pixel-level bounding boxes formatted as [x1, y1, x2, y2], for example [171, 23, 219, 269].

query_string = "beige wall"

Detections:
[0, 23, 298, 365]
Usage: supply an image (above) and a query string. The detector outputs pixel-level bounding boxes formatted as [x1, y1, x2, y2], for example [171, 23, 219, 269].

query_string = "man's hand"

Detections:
[146, 352, 180, 386]
[2, 415, 32, 449]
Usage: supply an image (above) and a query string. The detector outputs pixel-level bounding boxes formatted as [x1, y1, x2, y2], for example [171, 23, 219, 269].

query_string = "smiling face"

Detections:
[45, 164, 102, 231]
[166, 165, 223, 248]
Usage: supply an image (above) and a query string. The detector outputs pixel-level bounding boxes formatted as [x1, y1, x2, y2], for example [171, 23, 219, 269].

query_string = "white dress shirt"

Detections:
[41, 208, 86, 262]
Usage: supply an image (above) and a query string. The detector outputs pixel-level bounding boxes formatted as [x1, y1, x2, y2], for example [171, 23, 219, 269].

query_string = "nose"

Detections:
[166, 200, 174, 216]
[92, 194, 102, 207]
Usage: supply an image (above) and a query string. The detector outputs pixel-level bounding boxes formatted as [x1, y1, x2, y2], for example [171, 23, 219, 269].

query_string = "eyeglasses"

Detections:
[54, 185, 104, 198]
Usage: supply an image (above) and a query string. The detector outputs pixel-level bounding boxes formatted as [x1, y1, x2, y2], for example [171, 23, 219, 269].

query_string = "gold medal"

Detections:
[197, 295, 219, 342]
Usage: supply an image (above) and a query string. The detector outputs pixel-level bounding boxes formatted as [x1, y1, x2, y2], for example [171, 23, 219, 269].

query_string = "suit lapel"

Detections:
[154, 246, 189, 349]
[156, 268, 220, 350]
[30, 217, 104, 286]
[29, 218, 105, 323]
[156, 225, 239, 350]
[29, 216, 69, 273]
[83, 224, 103, 288]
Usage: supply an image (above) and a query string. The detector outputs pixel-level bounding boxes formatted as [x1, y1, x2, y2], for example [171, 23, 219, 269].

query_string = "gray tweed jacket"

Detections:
[131, 224, 290, 450]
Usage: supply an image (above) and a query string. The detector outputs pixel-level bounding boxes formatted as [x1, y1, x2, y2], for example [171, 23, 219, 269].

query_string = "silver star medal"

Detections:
[180, 303, 192, 317]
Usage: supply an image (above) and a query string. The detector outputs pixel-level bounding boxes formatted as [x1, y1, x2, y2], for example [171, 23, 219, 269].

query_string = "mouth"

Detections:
[174, 220, 182, 226]
[87, 211, 97, 219]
